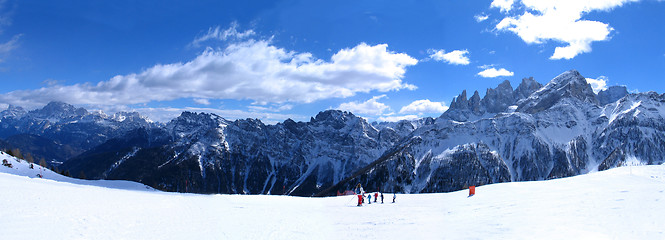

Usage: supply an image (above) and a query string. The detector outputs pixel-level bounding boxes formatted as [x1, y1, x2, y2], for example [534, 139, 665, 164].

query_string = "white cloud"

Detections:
[428, 49, 470, 65]
[474, 14, 489, 22]
[247, 104, 293, 112]
[190, 22, 255, 47]
[478, 64, 495, 69]
[377, 114, 420, 122]
[491, 0, 515, 12]
[0, 39, 417, 109]
[495, 0, 638, 60]
[42, 79, 63, 87]
[193, 98, 211, 105]
[337, 97, 450, 122]
[399, 99, 448, 114]
[0, 1, 16, 34]
[585, 76, 608, 94]
[337, 95, 391, 116]
[0, 34, 20, 55]
[477, 67, 514, 78]
[0, 0, 21, 63]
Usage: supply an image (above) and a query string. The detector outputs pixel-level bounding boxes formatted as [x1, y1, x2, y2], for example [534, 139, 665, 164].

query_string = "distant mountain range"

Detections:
[1, 70, 663, 196]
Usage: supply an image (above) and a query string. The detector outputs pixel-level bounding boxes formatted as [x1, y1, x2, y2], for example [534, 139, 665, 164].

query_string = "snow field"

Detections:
[1, 153, 664, 240]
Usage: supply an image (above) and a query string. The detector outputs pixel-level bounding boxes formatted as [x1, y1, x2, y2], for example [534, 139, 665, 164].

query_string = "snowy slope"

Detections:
[1, 158, 664, 239]
[0, 151, 154, 191]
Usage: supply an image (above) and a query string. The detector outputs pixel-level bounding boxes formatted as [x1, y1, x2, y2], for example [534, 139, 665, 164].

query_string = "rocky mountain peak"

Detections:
[517, 70, 599, 113]
[449, 90, 469, 110]
[550, 70, 586, 85]
[280, 118, 307, 135]
[233, 118, 266, 132]
[110, 111, 155, 130]
[312, 110, 357, 124]
[496, 80, 513, 91]
[514, 77, 543, 101]
[161, 112, 228, 144]
[469, 90, 482, 113]
[0, 105, 27, 118]
[170, 111, 224, 126]
[28, 101, 89, 122]
[597, 86, 629, 105]
[443, 80, 518, 121]
[167, 112, 228, 137]
[481, 80, 515, 113]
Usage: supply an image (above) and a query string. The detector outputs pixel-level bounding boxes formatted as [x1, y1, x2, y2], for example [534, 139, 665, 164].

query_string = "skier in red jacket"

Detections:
[355, 183, 364, 206]
[374, 192, 378, 203]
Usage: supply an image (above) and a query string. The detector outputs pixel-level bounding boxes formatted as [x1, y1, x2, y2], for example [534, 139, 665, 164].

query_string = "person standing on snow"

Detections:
[393, 193, 396, 203]
[374, 192, 378, 203]
[355, 183, 364, 206]
[368, 193, 372, 204]
[380, 192, 384, 204]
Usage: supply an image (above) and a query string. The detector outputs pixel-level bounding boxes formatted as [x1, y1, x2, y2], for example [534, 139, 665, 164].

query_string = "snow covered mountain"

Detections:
[63, 110, 412, 195]
[0, 102, 157, 165]
[3, 70, 664, 196]
[342, 70, 664, 194]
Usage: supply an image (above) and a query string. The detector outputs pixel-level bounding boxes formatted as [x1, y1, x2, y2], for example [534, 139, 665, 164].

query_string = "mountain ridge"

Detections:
[2, 70, 663, 196]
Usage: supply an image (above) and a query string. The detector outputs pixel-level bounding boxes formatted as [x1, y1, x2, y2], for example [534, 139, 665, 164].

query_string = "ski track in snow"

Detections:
[2, 149, 665, 240]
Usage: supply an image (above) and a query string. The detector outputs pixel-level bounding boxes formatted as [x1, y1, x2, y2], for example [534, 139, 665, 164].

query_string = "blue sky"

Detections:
[0, 0, 663, 123]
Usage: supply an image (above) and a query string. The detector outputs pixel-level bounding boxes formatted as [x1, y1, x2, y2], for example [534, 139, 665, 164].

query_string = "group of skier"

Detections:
[354, 183, 396, 206]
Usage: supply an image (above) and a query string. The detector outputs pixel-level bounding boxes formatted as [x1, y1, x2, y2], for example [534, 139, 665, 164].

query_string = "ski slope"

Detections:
[0, 151, 155, 191]
[1, 151, 664, 239]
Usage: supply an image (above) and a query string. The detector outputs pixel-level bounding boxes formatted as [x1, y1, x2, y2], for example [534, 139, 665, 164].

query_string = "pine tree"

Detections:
[12, 148, 23, 159]
[39, 158, 48, 168]
[25, 153, 34, 164]
[78, 171, 87, 180]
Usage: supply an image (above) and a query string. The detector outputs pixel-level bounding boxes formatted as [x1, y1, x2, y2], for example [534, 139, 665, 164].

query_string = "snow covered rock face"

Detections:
[348, 142, 511, 193]
[595, 92, 665, 167]
[514, 77, 543, 101]
[597, 86, 628, 105]
[64, 110, 415, 195]
[482, 80, 515, 113]
[517, 70, 599, 114]
[0, 102, 156, 165]
[339, 70, 665, 194]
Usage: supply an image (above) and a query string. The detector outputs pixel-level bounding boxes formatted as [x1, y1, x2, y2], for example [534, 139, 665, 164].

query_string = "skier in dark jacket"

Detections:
[392, 193, 396, 203]
[380, 193, 384, 203]
[368, 193, 372, 204]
